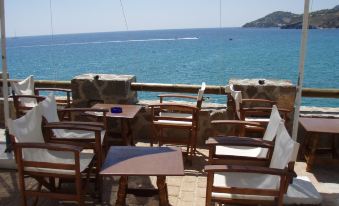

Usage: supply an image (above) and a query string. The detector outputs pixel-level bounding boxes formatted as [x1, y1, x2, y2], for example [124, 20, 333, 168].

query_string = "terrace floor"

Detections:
[1, 140, 339, 206]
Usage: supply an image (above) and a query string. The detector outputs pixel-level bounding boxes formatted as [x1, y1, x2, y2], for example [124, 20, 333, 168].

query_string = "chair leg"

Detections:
[75, 173, 84, 206]
[18, 171, 27, 206]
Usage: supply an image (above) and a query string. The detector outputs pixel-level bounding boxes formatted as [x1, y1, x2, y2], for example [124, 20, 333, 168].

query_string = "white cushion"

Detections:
[10, 75, 37, 107]
[215, 145, 268, 158]
[154, 120, 192, 126]
[25, 151, 94, 175]
[284, 176, 322, 205]
[212, 172, 278, 201]
[245, 117, 270, 122]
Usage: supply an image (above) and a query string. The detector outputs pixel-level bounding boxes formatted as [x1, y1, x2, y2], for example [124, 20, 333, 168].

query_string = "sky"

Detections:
[4, 0, 339, 37]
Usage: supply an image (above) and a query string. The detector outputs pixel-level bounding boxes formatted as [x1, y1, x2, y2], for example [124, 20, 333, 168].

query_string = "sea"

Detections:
[5, 28, 339, 107]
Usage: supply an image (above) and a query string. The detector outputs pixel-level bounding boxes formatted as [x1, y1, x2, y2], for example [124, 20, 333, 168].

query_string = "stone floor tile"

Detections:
[180, 182, 196, 192]
[168, 185, 180, 196]
[179, 191, 195, 202]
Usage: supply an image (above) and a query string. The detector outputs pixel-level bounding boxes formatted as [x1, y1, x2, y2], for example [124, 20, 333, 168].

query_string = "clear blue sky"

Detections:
[5, 0, 339, 37]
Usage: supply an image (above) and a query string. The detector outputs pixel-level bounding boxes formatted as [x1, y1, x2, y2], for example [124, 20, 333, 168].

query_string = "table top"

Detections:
[100, 146, 185, 176]
[299, 117, 339, 134]
[91, 103, 142, 119]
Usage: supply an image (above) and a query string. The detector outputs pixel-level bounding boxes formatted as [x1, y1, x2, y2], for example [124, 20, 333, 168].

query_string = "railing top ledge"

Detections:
[130, 82, 227, 94]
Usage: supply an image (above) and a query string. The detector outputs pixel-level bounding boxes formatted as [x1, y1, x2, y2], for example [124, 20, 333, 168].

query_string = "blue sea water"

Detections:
[5, 28, 339, 107]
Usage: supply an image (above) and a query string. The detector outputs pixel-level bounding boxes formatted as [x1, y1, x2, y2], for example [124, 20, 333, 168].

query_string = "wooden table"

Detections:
[100, 146, 184, 206]
[299, 117, 339, 171]
[90, 104, 142, 145]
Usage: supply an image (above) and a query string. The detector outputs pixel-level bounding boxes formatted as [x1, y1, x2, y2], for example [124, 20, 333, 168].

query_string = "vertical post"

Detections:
[292, 0, 310, 141]
[0, 0, 10, 151]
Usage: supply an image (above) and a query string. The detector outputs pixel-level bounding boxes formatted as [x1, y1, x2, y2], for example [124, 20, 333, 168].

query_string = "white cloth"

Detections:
[10, 75, 37, 107]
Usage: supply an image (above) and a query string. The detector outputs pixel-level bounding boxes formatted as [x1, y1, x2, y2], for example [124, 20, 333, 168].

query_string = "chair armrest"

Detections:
[204, 164, 287, 176]
[242, 107, 291, 114]
[44, 122, 103, 132]
[149, 103, 198, 110]
[35, 88, 71, 93]
[158, 93, 197, 100]
[211, 120, 262, 127]
[205, 136, 273, 148]
[15, 142, 84, 153]
[242, 98, 276, 104]
[60, 108, 108, 113]
[11, 94, 46, 101]
[48, 121, 105, 129]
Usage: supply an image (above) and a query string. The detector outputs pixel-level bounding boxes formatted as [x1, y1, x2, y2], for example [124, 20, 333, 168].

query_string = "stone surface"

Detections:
[71, 73, 137, 107]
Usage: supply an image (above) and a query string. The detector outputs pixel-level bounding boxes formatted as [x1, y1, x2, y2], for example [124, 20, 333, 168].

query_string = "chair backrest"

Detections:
[196, 82, 206, 108]
[269, 123, 300, 170]
[229, 84, 242, 119]
[262, 105, 283, 141]
[8, 106, 45, 161]
[10, 75, 37, 107]
[39, 94, 60, 123]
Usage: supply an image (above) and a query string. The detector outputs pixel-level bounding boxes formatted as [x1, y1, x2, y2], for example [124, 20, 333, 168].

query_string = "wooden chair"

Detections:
[227, 84, 290, 135]
[8, 106, 102, 206]
[149, 103, 199, 159]
[205, 122, 300, 206]
[153, 82, 205, 156]
[207, 105, 283, 166]
[10, 75, 72, 117]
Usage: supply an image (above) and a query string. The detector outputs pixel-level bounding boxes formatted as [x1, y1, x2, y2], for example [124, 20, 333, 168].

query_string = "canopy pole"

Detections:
[292, 0, 310, 141]
[0, 0, 10, 152]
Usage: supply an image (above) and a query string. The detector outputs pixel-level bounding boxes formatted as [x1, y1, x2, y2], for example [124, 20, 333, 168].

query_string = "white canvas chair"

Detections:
[8, 105, 100, 206]
[205, 123, 300, 206]
[39, 94, 107, 169]
[206, 105, 282, 165]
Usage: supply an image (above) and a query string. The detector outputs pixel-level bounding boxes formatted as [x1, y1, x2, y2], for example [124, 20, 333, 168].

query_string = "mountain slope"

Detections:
[243, 5, 339, 29]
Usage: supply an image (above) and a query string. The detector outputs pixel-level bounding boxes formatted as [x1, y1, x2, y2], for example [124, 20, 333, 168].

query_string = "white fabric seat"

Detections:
[245, 117, 270, 122]
[284, 176, 322, 205]
[154, 119, 192, 126]
[212, 172, 277, 201]
[215, 145, 268, 158]
[159, 112, 192, 119]
[215, 105, 282, 159]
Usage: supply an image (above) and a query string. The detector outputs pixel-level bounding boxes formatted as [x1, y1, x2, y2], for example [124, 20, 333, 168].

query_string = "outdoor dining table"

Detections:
[89, 103, 142, 146]
[100, 146, 185, 206]
[299, 117, 339, 171]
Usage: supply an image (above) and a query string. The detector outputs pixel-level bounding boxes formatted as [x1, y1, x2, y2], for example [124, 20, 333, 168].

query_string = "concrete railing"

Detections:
[2, 79, 339, 98]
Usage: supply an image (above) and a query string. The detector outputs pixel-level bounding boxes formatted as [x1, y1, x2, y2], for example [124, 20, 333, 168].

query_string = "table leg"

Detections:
[121, 119, 129, 146]
[306, 133, 320, 172]
[157, 176, 169, 206]
[116, 176, 128, 206]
